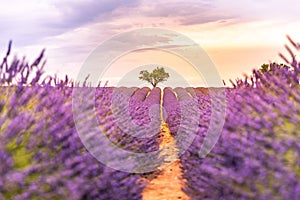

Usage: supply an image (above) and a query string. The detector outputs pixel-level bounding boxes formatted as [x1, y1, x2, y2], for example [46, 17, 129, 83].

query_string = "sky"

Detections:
[1, 0, 300, 87]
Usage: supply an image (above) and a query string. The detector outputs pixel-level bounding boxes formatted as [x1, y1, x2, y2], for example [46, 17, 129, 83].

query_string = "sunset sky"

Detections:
[1, 0, 300, 87]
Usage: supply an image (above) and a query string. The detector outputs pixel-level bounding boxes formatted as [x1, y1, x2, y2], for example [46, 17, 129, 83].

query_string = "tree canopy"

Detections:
[259, 62, 290, 73]
[139, 67, 169, 87]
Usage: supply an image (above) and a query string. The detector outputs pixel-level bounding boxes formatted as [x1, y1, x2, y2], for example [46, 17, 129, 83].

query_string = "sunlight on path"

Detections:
[142, 123, 189, 200]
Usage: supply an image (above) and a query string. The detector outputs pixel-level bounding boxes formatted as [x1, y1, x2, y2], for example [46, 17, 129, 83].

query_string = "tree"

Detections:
[139, 67, 169, 87]
[259, 62, 290, 73]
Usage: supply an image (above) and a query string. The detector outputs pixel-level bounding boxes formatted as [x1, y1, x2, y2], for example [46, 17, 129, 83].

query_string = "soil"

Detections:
[142, 123, 189, 200]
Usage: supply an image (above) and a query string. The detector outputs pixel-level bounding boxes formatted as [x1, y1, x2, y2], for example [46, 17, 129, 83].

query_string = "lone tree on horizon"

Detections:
[139, 67, 169, 87]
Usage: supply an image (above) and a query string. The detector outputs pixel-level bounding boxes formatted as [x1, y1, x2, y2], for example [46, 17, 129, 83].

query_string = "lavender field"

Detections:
[0, 37, 300, 200]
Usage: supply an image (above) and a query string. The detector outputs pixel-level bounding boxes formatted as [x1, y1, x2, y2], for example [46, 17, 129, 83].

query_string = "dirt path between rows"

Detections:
[142, 123, 189, 200]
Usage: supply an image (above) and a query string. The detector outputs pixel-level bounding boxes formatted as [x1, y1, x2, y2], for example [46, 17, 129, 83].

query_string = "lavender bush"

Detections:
[0, 42, 161, 199]
[180, 36, 300, 199]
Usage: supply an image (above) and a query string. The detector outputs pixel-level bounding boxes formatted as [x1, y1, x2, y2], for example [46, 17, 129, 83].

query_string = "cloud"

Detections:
[214, 0, 300, 22]
[49, 0, 139, 28]
[129, 0, 233, 25]
[0, 0, 140, 47]
[0, 0, 235, 49]
[2, 0, 300, 85]
[3, 0, 300, 49]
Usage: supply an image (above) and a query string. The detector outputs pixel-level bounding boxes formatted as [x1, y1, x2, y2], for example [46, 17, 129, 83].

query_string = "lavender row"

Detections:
[94, 87, 162, 153]
[0, 44, 156, 199]
[0, 85, 150, 200]
[180, 38, 300, 199]
[161, 87, 202, 159]
[162, 87, 181, 135]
